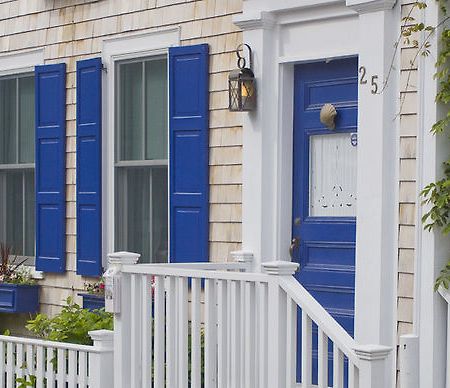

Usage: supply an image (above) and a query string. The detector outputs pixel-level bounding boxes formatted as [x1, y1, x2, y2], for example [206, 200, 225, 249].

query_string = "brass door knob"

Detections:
[289, 237, 300, 259]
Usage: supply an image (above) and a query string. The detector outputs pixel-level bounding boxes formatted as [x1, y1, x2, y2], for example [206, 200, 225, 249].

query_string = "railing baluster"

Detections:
[240, 280, 246, 388]
[6, 342, 13, 388]
[302, 311, 312, 387]
[130, 274, 141, 388]
[56, 348, 65, 385]
[230, 280, 241, 386]
[318, 328, 329, 388]
[78, 351, 87, 388]
[0, 341, 4, 388]
[26, 344, 34, 376]
[348, 360, 359, 388]
[217, 279, 228, 388]
[154, 275, 166, 388]
[286, 296, 297, 386]
[46, 347, 56, 388]
[191, 278, 202, 388]
[141, 274, 152, 388]
[166, 275, 177, 387]
[178, 277, 189, 386]
[35, 346, 45, 388]
[205, 278, 218, 388]
[257, 282, 268, 388]
[244, 281, 256, 388]
[333, 344, 344, 388]
[16, 342, 24, 379]
[67, 350, 76, 387]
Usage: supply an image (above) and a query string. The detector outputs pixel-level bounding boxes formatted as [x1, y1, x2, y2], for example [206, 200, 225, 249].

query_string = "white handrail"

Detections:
[122, 263, 270, 282]
[0, 335, 100, 353]
[279, 276, 360, 366]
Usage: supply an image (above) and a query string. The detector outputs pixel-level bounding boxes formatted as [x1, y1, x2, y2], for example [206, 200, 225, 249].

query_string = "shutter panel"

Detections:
[169, 44, 209, 263]
[35, 63, 66, 272]
[76, 58, 102, 276]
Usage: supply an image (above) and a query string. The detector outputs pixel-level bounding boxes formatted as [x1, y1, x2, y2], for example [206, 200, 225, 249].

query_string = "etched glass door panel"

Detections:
[309, 133, 357, 217]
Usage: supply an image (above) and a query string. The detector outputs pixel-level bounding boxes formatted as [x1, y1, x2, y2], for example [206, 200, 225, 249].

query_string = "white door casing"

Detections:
[234, 1, 399, 385]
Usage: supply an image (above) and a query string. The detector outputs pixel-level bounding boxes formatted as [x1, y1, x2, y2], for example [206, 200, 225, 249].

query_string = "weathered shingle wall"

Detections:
[0, 0, 243, 315]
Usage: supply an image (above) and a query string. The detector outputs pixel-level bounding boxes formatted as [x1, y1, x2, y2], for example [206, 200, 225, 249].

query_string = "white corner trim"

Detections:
[0, 48, 44, 75]
[346, 0, 396, 13]
[233, 11, 277, 31]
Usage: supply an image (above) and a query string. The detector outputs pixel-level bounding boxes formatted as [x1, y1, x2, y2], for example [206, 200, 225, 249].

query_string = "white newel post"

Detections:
[262, 261, 299, 388]
[354, 345, 392, 387]
[230, 250, 254, 271]
[105, 251, 140, 388]
[88, 330, 114, 388]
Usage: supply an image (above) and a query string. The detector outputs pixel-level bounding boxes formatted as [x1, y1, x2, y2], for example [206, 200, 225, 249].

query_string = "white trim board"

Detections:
[0, 48, 44, 75]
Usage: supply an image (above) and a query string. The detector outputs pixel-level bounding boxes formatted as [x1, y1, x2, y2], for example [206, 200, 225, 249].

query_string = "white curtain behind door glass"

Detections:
[309, 133, 357, 217]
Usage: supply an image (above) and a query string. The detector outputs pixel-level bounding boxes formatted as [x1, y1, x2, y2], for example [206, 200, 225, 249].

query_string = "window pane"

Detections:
[24, 170, 35, 257]
[152, 167, 168, 263]
[145, 59, 168, 160]
[0, 79, 17, 164]
[118, 62, 143, 161]
[309, 133, 357, 217]
[5, 171, 23, 254]
[115, 167, 151, 261]
[19, 77, 35, 163]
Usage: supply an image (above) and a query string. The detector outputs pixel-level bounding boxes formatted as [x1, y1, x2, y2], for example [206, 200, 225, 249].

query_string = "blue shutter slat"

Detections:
[35, 63, 66, 273]
[169, 44, 209, 263]
[76, 58, 102, 276]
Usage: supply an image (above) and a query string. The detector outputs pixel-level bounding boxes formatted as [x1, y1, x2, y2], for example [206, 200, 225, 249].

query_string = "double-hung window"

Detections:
[115, 56, 168, 263]
[0, 74, 35, 259]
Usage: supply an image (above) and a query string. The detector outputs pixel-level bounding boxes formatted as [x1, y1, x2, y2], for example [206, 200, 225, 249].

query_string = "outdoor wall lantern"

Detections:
[228, 44, 256, 112]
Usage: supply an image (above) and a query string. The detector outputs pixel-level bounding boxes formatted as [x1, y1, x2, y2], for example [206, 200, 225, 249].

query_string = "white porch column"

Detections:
[345, 0, 399, 383]
[233, 12, 279, 271]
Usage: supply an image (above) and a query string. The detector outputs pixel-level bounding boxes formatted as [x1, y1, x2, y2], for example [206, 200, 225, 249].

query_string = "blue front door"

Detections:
[292, 58, 358, 383]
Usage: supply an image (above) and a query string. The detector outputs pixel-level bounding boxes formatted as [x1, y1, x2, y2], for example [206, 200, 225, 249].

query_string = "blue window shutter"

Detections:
[35, 63, 66, 272]
[169, 44, 209, 263]
[76, 58, 102, 276]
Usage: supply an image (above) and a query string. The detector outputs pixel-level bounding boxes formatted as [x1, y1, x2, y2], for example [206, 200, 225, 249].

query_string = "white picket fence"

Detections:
[438, 286, 450, 388]
[0, 330, 113, 388]
[111, 252, 391, 388]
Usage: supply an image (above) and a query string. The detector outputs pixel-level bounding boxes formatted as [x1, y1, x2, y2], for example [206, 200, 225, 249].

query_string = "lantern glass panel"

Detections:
[228, 78, 241, 111]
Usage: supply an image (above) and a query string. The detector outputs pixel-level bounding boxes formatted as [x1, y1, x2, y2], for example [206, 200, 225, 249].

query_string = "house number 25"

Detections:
[359, 66, 379, 94]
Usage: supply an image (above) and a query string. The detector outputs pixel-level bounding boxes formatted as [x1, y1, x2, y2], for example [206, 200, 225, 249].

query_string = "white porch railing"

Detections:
[111, 252, 391, 388]
[0, 330, 113, 388]
[438, 286, 450, 388]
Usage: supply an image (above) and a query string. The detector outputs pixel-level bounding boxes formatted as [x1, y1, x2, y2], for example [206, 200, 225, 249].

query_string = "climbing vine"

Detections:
[403, 1, 450, 290]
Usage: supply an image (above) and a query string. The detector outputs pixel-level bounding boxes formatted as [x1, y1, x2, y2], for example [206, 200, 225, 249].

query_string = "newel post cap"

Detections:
[107, 251, 140, 266]
[88, 330, 114, 349]
[262, 261, 299, 276]
[230, 250, 254, 263]
[353, 344, 392, 360]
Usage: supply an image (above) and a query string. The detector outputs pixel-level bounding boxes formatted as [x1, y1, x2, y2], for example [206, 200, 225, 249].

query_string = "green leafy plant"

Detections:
[15, 374, 36, 388]
[26, 297, 113, 345]
[0, 243, 35, 285]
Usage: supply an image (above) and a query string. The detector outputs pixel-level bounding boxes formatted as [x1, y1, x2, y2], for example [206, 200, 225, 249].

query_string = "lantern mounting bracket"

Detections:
[236, 43, 252, 70]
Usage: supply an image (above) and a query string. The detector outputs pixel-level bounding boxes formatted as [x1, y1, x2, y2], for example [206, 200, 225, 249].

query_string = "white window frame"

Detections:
[0, 48, 44, 276]
[102, 28, 180, 267]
